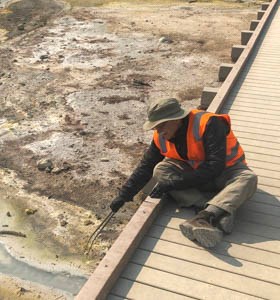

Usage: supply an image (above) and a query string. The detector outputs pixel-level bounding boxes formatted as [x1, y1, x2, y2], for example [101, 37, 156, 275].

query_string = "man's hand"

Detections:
[110, 196, 125, 213]
[150, 181, 175, 198]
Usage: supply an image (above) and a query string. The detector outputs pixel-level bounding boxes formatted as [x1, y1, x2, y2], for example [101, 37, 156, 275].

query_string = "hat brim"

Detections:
[143, 108, 188, 131]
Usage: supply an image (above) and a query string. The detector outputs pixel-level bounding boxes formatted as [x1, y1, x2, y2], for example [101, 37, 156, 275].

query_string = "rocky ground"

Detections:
[0, 0, 258, 298]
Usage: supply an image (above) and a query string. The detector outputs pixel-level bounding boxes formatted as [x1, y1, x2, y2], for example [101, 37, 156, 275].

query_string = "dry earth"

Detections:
[0, 0, 258, 298]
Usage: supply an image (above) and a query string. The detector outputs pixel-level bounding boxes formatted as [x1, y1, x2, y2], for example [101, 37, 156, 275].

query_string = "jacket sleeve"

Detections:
[118, 140, 164, 201]
[173, 116, 228, 189]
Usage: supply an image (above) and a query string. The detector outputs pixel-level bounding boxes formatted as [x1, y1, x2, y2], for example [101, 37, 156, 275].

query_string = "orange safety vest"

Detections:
[153, 109, 246, 169]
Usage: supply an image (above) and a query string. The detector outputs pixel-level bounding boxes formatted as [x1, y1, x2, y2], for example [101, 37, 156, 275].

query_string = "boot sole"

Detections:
[193, 227, 223, 248]
[179, 222, 195, 241]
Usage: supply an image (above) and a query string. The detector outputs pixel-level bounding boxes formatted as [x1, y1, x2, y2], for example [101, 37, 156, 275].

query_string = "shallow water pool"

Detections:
[0, 243, 87, 296]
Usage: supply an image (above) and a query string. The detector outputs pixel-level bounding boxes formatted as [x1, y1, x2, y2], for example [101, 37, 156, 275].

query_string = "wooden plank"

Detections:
[241, 144, 280, 157]
[222, 109, 280, 121]
[241, 71, 280, 78]
[236, 208, 280, 228]
[243, 67, 280, 73]
[244, 66, 279, 72]
[247, 53, 280, 59]
[243, 65, 280, 72]
[147, 225, 280, 268]
[239, 93, 280, 101]
[245, 70, 280, 76]
[231, 119, 280, 131]
[228, 101, 280, 111]
[131, 249, 279, 300]
[138, 237, 280, 285]
[230, 99, 280, 109]
[229, 97, 280, 106]
[228, 230, 280, 253]
[107, 294, 129, 300]
[230, 113, 280, 125]
[246, 53, 280, 59]
[244, 74, 280, 81]
[250, 57, 280, 64]
[246, 58, 280, 64]
[245, 56, 280, 61]
[243, 56, 280, 61]
[247, 48, 280, 54]
[121, 263, 262, 300]
[224, 105, 280, 116]
[236, 76, 280, 84]
[240, 79, 280, 87]
[110, 278, 191, 300]
[257, 43, 280, 46]
[245, 54, 278, 59]
[240, 81, 280, 88]
[239, 201, 280, 216]
[258, 39, 280, 43]
[249, 51, 280, 56]
[261, 42, 280, 46]
[244, 56, 280, 63]
[230, 94, 279, 104]
[229, 123, 280, 137]
[238, 138, 280, 151]
[240, 75, 280, 82]
[235, 219, 280, 240]
[234, 130, 280, 143]
[258, 176, 280, 188]
[250, 166, 280, 180]
[245, 60, 280, 67]
[251, 191, 280, 206]
[234, 87, 280, 98]
[257, 184, 280, 197]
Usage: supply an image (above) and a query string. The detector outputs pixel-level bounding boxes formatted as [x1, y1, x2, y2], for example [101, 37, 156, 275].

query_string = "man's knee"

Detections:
[153, 162, 167, 181]
[245, 171, 258, 197]
[233, 169, 258, 200]
[242, 170, 258, 186]
[153, 159, 185, 181]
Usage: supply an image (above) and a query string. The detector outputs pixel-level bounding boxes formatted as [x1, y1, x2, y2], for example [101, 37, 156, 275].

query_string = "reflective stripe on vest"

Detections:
[159, 134, 167, 153]
[153, 109, 246, 169]
[227, 140, 240, 162]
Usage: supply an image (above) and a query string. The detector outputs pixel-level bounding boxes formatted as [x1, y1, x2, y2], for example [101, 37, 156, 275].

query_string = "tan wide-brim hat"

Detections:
[143, 98, 188, 131]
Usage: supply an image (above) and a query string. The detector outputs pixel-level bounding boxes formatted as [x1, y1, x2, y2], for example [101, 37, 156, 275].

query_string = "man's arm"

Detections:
[110, 141, 164, 211]
[119, 141, 164, 200]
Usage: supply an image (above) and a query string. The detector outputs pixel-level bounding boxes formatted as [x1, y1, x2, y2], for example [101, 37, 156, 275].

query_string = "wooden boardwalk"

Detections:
[77, 1, 280, 299]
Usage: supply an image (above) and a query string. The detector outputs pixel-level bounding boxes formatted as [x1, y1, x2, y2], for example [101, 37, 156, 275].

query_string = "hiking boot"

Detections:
[217, 212, 235, 234]
[179, 210, 223, 248]
[179, 220, 195, 241]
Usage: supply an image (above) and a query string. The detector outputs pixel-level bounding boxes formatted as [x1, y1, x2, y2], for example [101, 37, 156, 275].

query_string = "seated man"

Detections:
[110, 98, 257, 247]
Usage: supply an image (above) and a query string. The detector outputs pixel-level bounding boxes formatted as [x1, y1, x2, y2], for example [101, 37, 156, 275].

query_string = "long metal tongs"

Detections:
[84, 211, 115, 255]
[84, 180, 159, 255]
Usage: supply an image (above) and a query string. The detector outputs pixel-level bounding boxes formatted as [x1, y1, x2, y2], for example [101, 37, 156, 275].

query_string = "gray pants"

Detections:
[153, 158, 258, 215]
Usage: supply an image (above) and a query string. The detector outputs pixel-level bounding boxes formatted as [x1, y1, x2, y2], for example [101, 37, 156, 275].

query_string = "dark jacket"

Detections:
[119, 115, 229, 201]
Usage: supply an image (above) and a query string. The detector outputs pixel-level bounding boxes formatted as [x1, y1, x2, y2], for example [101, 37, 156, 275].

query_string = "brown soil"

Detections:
[0, 0, 258, 298]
